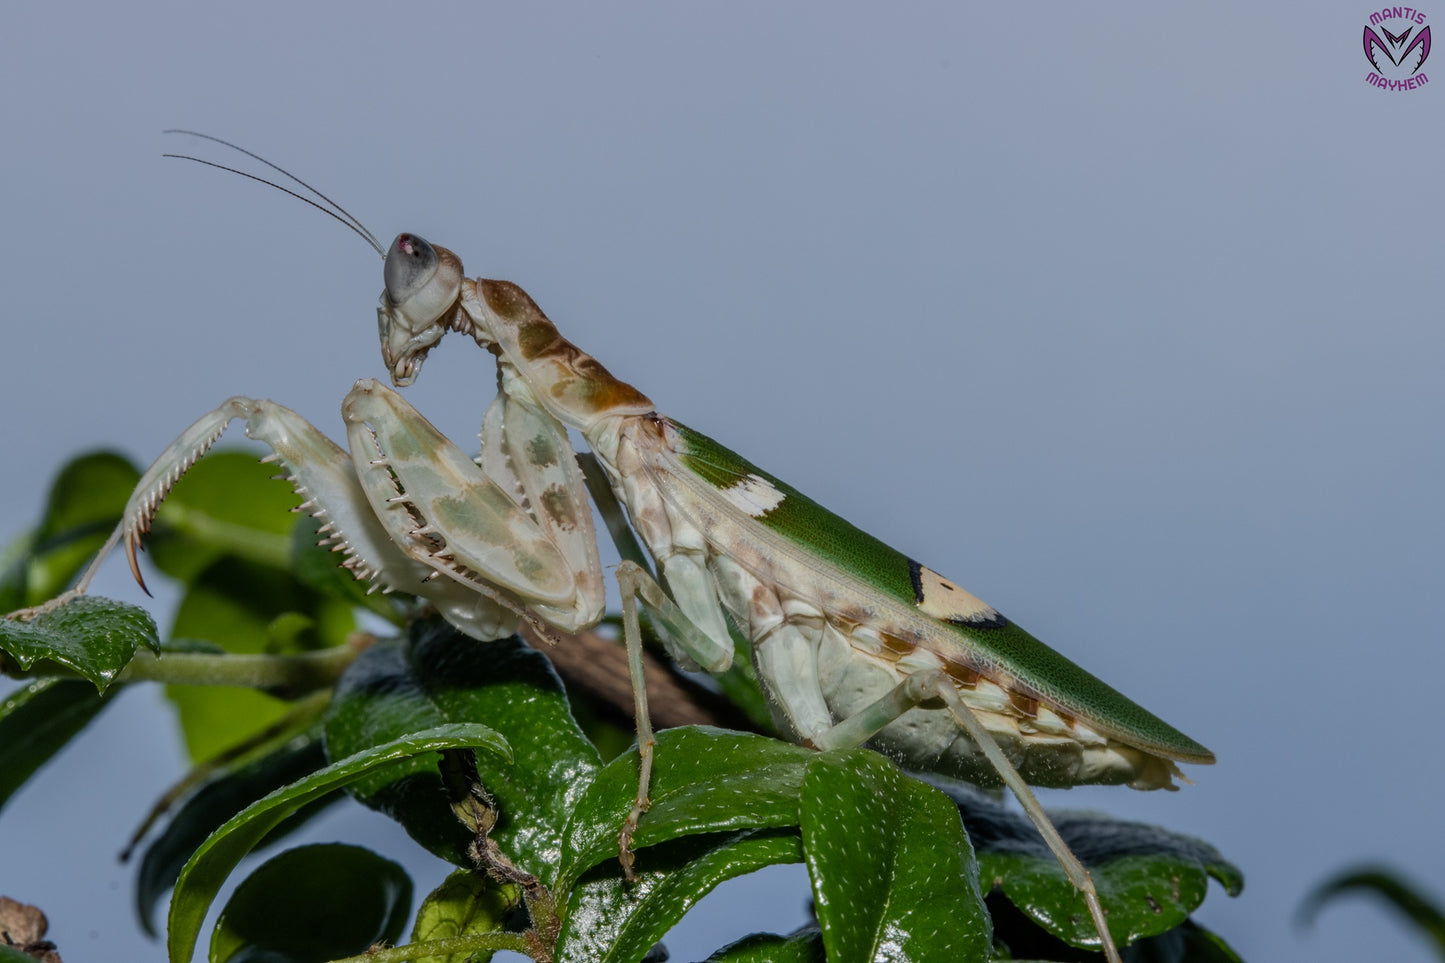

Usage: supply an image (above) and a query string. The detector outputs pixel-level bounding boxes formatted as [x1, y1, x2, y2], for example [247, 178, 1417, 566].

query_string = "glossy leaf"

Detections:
[0, 596, 158, 690]
[409, 869, 519, 963]
[986, 890, 1246, 961]
[0, 677, 119, 813]
[803, 750, 990, 962]
[210, 843, 412, 963]
[706, 928, 824, 963]
[135, 728, 332, 936]
[558, 727, 813, 892]
[940, 782, 1244, 950]
[391, 721, 816, 962]
[556, 829, 804, 963]
[324, 625, 599, 874]
[337, 638, 818, 963]
[167, 723, 509, 963]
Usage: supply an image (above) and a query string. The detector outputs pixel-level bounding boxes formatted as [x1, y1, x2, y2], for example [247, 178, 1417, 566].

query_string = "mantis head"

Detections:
[159, 135, 469, 390]
[378, 233, 465, 387]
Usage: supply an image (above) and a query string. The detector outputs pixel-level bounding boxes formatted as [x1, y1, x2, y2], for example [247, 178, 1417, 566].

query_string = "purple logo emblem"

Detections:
[1364, 7, 1431, 90]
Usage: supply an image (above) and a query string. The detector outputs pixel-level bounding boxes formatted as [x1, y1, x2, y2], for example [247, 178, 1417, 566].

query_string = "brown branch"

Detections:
[519, 625, 758, 733]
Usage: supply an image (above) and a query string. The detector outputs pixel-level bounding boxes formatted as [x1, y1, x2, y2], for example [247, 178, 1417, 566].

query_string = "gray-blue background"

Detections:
[3, 4, 1441, 960]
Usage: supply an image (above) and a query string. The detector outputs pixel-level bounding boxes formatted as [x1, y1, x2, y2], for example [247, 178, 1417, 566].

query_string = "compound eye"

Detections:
[384, 233, 439, 305]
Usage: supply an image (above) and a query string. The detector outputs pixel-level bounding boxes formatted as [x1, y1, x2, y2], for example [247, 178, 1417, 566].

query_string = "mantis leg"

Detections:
[5, 395, 519, 640]
[612, 558, 735, 877]
[8, 398, 393, 618]
[340, 379, 604, 634]
[582, 447, 743, 874]
[812, 669, 1124, 963]
[346, 379, 742, 875]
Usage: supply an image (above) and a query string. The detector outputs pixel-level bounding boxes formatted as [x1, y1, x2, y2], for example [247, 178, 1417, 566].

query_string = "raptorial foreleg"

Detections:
[5, 397, 514, 640]
[7, 398, 305, 619]
[339, 379, 606, 636]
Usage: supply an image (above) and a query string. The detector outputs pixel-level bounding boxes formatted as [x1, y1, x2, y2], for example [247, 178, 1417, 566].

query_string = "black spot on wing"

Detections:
[909, 556, 1011, 628]
[950, 610, 1011, 629]
[908, 558, 926, 604]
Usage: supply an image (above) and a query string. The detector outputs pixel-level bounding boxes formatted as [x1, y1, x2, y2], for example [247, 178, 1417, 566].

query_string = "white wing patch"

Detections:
[718, 473, 787, 517]
[914, 564, 1000, 623]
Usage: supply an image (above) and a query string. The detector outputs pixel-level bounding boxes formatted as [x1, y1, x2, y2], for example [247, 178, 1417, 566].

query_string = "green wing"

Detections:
[671, 421, 1213, 764]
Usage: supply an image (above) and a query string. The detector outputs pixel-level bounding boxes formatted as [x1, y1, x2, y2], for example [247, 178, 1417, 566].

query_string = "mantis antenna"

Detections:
[162, 129, 384, 258]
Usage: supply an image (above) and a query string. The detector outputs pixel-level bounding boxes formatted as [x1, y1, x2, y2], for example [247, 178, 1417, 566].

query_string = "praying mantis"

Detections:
[8, 134, 1216, 963]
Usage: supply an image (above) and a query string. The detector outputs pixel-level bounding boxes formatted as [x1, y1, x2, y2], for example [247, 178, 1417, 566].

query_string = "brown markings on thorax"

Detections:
[479, 278, 654, 415]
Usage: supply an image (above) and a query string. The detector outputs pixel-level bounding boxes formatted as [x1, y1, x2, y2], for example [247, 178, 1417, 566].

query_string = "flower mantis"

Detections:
[8, 133, 1217, 963]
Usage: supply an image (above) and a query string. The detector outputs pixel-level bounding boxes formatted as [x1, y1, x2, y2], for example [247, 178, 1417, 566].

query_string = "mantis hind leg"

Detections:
[811, 669, 1124, 963]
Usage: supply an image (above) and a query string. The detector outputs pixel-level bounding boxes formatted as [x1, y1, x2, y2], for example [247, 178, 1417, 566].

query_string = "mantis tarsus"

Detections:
[9, 134, 1217, 963]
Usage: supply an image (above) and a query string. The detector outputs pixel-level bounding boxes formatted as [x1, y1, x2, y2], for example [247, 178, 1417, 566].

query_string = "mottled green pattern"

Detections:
[671, 422, 1212, 762]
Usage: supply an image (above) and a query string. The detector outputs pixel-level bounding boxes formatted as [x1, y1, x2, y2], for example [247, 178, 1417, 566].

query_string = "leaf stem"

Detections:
[4, 641, 365, 697]
[125, 644, 361, 692]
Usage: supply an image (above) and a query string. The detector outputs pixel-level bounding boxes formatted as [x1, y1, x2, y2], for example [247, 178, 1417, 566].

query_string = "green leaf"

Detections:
[169, 554, 353, 660]
[391, 719, 815, 962]
[557, 727, 814, 893]
[991, 898, 1246, 962]
[802, 750, 990, 962]
[410, 869, 520, 963]
[324, 624, 600, 874]
[0, 531, 36, 615]
[210, 843, 412, 963]
[348, 664, 813, 963]
[0, 946, 46, 963]
[0, 596, 158, 690]
[0, 678, 118, 812]
[167, 722, 509, 963]
[1299, 865, 1445, 956]
[1, 451, 139, 609]
[555, 829, 804, 963]
[166, 558, 353, 762]
[34, 451, 140, 537]
[941, 783, 1243, 951]
[135, 728, 333, 936]
[148, 451, 302, 584]
[1154, 918, 1246, 962]
[706, 928, 824, 963]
